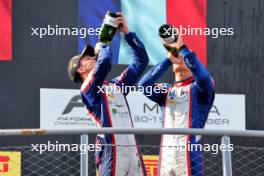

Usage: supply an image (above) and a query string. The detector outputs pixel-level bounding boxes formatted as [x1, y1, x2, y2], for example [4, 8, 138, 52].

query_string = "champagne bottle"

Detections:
[159, 24, 178, 57]
[99, 11, 120, 43]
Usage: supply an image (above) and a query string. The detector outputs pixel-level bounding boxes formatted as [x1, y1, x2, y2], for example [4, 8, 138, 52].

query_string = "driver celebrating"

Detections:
[139, 33, 215, 176]
[67, 13, 148, 176]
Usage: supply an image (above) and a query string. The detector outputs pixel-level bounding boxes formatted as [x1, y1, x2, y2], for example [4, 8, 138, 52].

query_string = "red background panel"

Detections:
[0, 0, 12, 61]
[167, 0, 207, 65]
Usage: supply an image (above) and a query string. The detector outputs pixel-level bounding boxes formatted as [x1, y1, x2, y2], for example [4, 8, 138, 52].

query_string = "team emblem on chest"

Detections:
[167, 85, 191, 105]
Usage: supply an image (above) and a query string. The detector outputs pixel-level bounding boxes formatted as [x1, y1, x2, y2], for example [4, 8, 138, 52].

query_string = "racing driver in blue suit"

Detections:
[67, 13, 148, 176]
[139, 34, 215, 176]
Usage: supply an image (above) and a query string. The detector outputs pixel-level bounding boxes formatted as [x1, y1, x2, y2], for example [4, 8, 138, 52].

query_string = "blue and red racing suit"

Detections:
[138, 46, 215, 176]
[81, 32, 148, 176]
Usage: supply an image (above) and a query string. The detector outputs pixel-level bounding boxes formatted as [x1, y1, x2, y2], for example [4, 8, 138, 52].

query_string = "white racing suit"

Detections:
[139, 46, 215, 176]
[81, 32, 148, 176]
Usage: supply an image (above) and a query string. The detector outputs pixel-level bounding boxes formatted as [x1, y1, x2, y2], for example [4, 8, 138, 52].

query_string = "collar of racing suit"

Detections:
[174, 76, 194, 87]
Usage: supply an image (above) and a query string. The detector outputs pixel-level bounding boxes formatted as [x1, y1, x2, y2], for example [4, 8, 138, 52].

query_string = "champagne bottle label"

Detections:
[161, 35, 176, 44]
[99, 11, 119, 43]
[104, 15, 118, 28]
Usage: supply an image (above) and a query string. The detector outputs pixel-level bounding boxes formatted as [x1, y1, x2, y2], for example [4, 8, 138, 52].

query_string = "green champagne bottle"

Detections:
[99, 11, 120, 43]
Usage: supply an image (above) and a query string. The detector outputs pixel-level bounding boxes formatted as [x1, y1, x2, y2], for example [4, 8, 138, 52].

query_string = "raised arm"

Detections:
[179, 45, 214, 102]
[138, 58, 172, 105]
[110, 13, 149, 91]
[165, 34, 215, 103]
[81, 45, 112, 105]
[113, 32, 149, 88]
